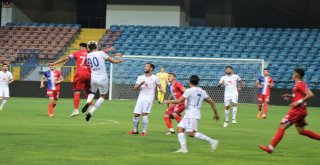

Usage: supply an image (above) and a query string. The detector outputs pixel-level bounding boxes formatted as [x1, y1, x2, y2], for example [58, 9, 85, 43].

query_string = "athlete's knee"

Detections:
[100, 94, 107, 99]
[134, 113, 140, 117]
[142, 113, 148, 116]
[177, 127, 184, 133]
[225, 106, 230, 110]
[164, 114, 169, 118]
[186, 132, 196, 137]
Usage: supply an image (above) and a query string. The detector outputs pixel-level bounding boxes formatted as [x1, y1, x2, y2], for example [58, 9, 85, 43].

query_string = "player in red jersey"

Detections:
[256, 68, 274, 118]
[40, 64, 63, 117]
[164, 73, 186, 134]
[259, 68, 320, 154]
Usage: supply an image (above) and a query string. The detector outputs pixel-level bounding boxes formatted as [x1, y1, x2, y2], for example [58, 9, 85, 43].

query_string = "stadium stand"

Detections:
[100, 25, 320, 90]
[0, 22, 81, 64]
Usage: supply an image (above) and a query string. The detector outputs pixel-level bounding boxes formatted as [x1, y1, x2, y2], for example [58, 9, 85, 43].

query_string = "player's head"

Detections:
[225, 66, 233, 75]
[293, 68, 304, 80]
[189, 75, 200, 86]
[87, 41, 98, 52]
[160, 67, 165, 72]
[263, 68, 269, 76]
[50, 63, 56, 71]
[168, 72, 176, 83]
[79, 43, 87, 50]
[144, 63, 155, 74]
[2, 64, 8, 71]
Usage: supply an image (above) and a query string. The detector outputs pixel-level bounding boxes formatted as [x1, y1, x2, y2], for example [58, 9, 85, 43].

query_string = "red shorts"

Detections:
[47, 89, 60, 100]
[258, 94, 270, 103]
[73, 74, 91, 91]
[165, 104, 185, 119]
[280, 108, 308, 127]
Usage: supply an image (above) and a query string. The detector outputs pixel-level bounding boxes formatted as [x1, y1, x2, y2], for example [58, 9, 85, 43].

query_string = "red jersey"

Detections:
[68, 49, 91, 75]
[170, 81, 184, 100]
[292, 80, 308, 110]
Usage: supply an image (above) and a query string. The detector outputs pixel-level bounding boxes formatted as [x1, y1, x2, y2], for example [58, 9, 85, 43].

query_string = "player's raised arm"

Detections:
[106, 53, 123, 64]
[49, 56, 70, 66]
[205, 96, 220, 121]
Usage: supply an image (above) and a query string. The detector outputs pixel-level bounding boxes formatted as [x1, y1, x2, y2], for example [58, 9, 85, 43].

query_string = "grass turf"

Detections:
[0, 97, 319, 165]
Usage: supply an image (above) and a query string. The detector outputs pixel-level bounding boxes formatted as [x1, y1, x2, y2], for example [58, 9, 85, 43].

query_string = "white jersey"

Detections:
[87, 51, 109, 78]
[183, 87, 209, 119]
[219, 74, 241, 97]
[136, 74, 160, 101]
[0, 71, 13, 88]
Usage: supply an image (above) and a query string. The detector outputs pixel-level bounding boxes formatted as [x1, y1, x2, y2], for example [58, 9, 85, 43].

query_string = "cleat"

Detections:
[174, 149, 188, 153]
[232, 119, 237, 124]
[85, 113, 92, 122]
[70, 111, 79, 117]
[257, 112, 262, 118]
[223, 121, 229, 128]
[165, 131, 176, 135]
[259, 145, 273, 154]
[141, 132, 147, 136]
[210, 140, 219, 152]
[262, 114, 267, 119]
[49, 114, 55, 118]
[82, 103, 90, 113]
[128, 130, 139, 135]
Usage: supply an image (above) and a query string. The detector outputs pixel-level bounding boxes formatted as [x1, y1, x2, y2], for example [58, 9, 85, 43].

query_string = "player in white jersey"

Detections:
[0, 64, 13, 111]
[128, 63, 164, 136]
[81, 41, 123, 121]
[219, 66, 243, 127]
[164, 75, 220, 153]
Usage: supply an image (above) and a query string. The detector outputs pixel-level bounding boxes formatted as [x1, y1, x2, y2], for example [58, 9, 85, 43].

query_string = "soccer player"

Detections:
[164, 75, 220, 153]
[40, 64, 63, 117]
[156, 67, 168, 103]
[0, 64, 14, 111]
[219, 66, 243, 127]
[81, 41, 123, 121]
[128, 63, 164, 136]
[259, 68, 320, 154]
[164, 72, 185, 134]
[49, 43, 91, 117]
[256, 68, 274, 119]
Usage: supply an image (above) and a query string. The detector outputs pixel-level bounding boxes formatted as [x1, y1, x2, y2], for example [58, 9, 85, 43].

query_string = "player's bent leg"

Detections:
[82, 92, 95, 113]
[172, 112, 182, 123]
[259, 123, 290, 153]
[193, 131, 219, 152]
[164, 114, 175, 134]
[86, 94, 107, 122]
[297, 127, 320, 140]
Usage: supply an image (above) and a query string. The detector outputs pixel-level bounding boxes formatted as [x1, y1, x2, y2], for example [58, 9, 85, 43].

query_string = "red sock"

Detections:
[263, 103, 269, 114]
[271, 128, 285, 147]
[164, 116, 172, 129]
[74, 93, 80, 109]
[301, 130, 320, 140]
[258, 103, 262, 111]
[174, 115, 182, 123]
[48, 103, 54, 115]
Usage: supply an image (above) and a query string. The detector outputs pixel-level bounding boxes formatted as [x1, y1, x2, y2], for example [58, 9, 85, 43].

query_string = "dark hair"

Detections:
[79, 43, 87, 48]
[168, 72, 176, 77]
[88, 43, 97, 51]
[146, 63, 155, 71]
[294, 68, 305, 78]
[225, 66, 233, 70]
[263, 68, 269, 71]
[189, 75, 200, 85]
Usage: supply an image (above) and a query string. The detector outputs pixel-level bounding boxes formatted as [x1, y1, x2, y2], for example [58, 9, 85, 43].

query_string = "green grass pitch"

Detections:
[0, 97, 319, 165]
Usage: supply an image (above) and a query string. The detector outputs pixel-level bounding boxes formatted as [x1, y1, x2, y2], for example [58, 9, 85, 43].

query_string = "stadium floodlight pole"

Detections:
[109, 63, 114, 101]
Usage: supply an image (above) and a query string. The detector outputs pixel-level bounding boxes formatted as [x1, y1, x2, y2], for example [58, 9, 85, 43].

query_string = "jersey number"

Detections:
[196, 94, 202, 106]
[80, 56, 86, 66]
[88, 57, 99, 67]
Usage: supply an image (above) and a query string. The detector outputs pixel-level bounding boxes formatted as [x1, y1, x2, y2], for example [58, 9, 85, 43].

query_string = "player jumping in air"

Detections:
[0, 64, 14, 111]
[219, 66, 243, 127]
[256, 68, 274, 119]
[128, 63, 164, 136]
[164, 75, 219, 153]
[81, 41, 123, 121]
[40, 64, 63, 117]
[259, 68, 320, 154]
[164, 72, 186, 134]
[156, 67, 168, 103]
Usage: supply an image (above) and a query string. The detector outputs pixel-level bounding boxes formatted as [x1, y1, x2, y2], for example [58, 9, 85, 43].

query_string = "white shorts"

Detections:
[0, 87, 9, 97]
[224, 95, 238, 106]
[177, 118, 199, 132]
[90, 76, 109, 95]
[133, 99, 153, 114]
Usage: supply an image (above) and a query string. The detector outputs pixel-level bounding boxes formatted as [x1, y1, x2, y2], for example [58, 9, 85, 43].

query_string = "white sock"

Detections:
[232, 107, 237, 120]
[0, 99, 7, 108]
[194, 132, 215, 144]
[142, 116, 149, 133]
[178, 133, 187, 151]
[92, 97, 105, 112]
[86, 93, 95, 103]
[169, 128, 175, 132]
[133, 116, 140, 132]
[74, 109, 78, 112]
[225, 109, 229, 122]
